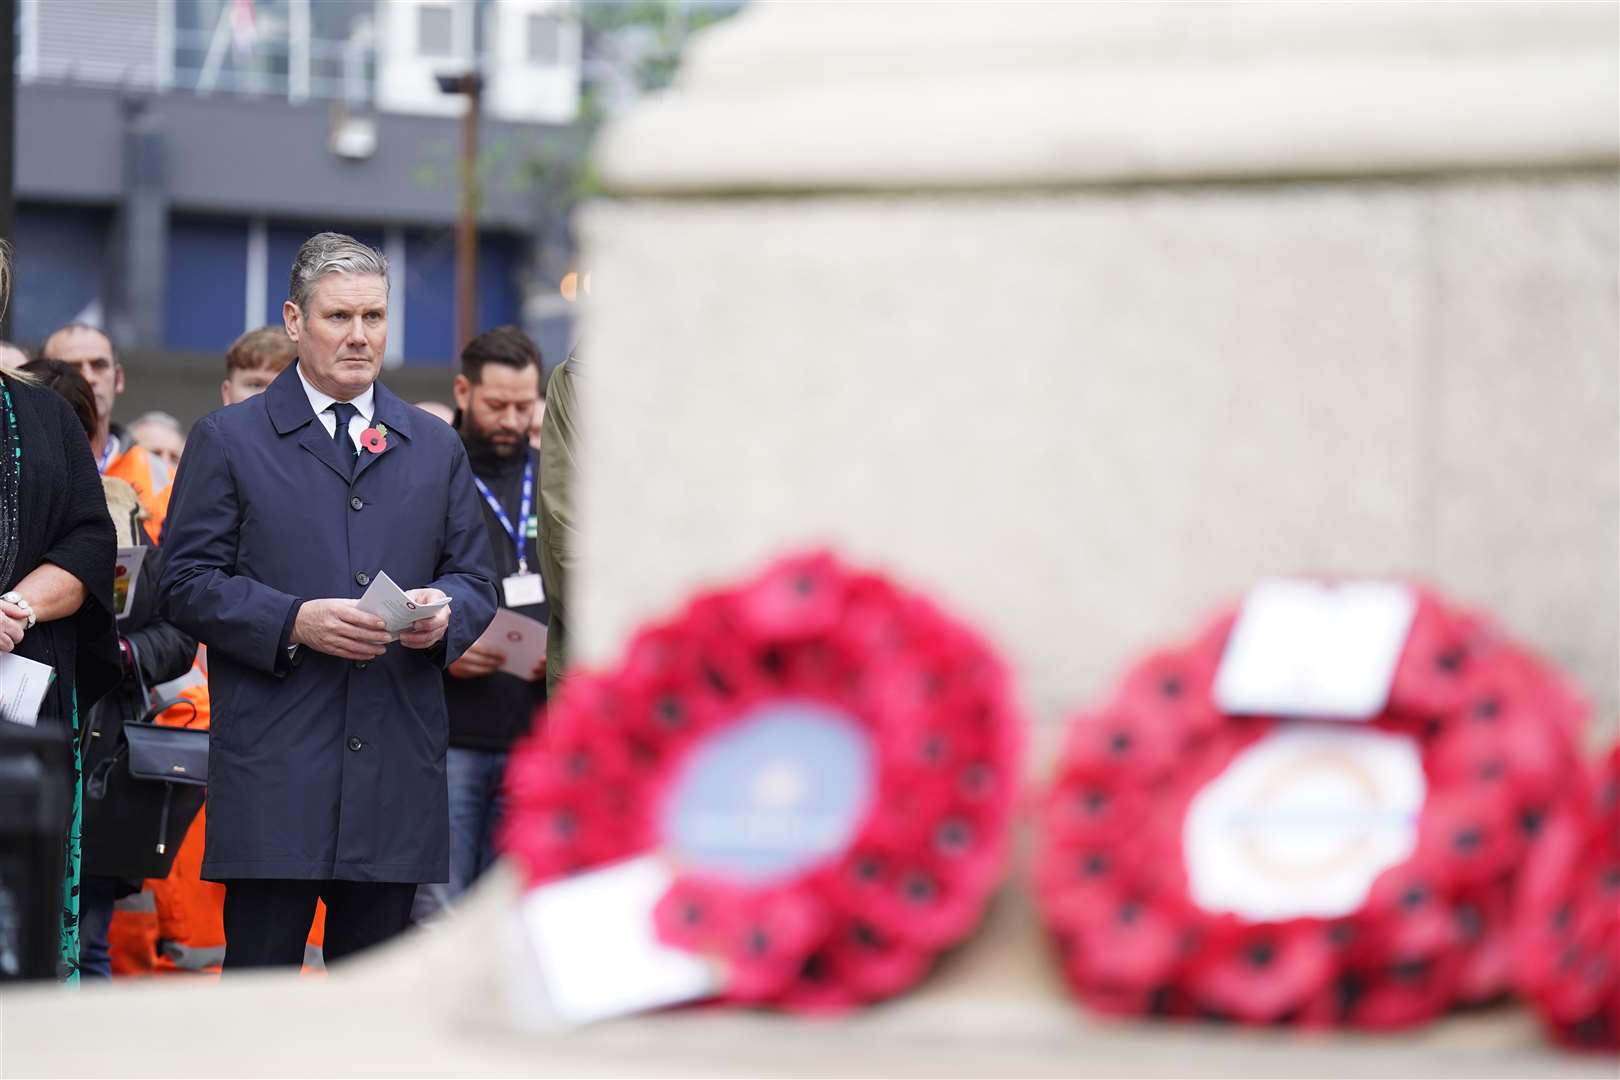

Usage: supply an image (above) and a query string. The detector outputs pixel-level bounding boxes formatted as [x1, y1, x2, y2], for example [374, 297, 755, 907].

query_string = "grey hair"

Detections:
[287, 231, 389, 311]
[130, 410, 185, 434]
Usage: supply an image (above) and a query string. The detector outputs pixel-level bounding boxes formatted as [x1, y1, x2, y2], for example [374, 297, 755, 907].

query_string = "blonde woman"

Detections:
[0, 242, 121, 980]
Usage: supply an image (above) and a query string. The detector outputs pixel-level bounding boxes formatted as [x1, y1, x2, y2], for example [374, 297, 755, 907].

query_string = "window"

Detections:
[417, 5, 454, 59]
[526, 14, 562, 65]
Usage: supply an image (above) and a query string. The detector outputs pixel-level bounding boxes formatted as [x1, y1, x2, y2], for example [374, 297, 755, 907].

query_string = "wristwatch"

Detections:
[1, 591, 35, 629]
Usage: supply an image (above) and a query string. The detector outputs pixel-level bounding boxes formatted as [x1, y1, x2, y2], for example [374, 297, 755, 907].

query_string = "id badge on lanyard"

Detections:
[473, 456, 545, 608]
[503, 572, 544, 607]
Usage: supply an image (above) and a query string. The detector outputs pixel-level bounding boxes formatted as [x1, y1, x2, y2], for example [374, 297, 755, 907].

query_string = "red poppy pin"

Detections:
[359, 423, 389, 455]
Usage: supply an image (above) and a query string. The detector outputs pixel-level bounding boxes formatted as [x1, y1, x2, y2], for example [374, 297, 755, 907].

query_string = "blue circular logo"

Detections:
[661, 700, 875, 885]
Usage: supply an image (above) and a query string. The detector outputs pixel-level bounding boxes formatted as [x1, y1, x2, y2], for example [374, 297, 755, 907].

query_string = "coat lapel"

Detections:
[298, 423, 352, 485]
[352, 382, 415, 485]
[266, 362, 352, 486]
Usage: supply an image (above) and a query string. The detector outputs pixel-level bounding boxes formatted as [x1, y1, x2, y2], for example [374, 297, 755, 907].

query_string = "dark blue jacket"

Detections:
[159, 363, 498, 883]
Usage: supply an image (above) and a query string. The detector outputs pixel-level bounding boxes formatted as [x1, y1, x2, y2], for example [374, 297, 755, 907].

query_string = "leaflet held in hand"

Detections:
[0, 653, 55, 727]
[355, 570, 450, 640]
[474, 608, 548, 679]
[113, 546, 147, 621]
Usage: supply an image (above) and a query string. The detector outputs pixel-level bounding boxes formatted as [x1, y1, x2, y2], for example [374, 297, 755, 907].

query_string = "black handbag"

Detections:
[121, 700, 208, 854]
[83, 633, 208, 873]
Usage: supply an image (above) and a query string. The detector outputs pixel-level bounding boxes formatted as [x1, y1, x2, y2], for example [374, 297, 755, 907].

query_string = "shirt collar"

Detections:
[296, 363, 375, 425]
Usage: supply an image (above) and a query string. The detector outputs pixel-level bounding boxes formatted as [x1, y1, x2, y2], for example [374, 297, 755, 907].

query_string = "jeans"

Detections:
[445, 747, 509, 900]
[77, 875, 121, 979]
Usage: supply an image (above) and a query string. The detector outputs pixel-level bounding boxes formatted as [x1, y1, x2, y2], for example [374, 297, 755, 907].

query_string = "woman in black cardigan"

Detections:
[21, 357, 199, 978]
[0, 250, 120, 981]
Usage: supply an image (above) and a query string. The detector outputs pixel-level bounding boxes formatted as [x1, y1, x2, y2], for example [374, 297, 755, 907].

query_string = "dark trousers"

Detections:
[221, 879, 417, 971]
[76, 875, 123, 979]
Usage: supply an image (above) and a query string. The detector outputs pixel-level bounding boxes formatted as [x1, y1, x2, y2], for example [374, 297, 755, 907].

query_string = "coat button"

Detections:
[350, 496, 364, 511]
[355, 660, 369, 670]
[355, 571, 370, 586]
[347, 736, 363, 751]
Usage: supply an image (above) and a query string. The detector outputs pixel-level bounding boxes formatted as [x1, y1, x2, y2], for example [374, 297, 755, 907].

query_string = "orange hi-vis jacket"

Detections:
[103, 441, 172, 544]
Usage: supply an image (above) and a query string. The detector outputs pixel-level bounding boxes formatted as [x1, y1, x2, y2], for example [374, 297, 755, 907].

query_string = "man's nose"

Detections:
[345, 318, 368, 344]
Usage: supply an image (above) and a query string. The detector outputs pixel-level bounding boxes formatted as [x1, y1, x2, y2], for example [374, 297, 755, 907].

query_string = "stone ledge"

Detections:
[597, 1, 1619, 195]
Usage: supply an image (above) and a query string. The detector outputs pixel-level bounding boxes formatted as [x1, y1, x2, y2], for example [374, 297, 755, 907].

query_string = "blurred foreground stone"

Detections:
[2, 863, 1616, 1078]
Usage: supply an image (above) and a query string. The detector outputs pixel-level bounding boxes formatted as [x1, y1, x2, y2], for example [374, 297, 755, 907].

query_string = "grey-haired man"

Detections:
[160, 232, 498, 969]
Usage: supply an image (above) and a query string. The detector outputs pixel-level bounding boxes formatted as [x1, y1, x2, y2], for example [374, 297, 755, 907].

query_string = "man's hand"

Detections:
[448, 639, 505, 679]
[0, 604, 25, 653]
[292, 599, 391, 661]
[399, 588, 451, 651]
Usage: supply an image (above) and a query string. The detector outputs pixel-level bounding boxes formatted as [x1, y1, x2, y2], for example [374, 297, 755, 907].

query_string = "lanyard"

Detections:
[471, 454, 535, 575]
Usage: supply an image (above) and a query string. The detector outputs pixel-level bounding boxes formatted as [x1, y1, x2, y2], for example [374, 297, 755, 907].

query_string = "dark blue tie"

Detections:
[329, 402, 358, 476]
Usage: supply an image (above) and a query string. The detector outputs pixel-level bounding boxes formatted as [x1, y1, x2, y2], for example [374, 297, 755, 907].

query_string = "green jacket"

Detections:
[539, 351, 581, 694]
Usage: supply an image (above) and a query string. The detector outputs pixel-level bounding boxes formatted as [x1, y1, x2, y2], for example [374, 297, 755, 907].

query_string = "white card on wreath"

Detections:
[512, 854, 721, 1028]
[1213, 579, 1417, 720]
[1182, 723, 1426, 920]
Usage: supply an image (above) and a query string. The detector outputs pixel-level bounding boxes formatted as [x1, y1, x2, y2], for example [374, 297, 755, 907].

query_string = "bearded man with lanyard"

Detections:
[441, 325, 549, 901]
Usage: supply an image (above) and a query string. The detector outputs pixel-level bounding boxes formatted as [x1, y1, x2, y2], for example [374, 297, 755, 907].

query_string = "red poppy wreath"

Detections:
[1035, 586, 1589, 1029]
[501, 551, 1024, 1011]
[1513, 744, 1620, 1051]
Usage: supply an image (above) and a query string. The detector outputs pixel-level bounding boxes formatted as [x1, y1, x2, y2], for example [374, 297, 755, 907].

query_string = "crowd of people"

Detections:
[0, 231, 578, 981]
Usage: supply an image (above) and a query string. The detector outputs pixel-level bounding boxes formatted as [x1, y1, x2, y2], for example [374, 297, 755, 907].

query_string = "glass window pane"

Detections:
[418, 5, 454, 58]
[527, 14, 560, 65]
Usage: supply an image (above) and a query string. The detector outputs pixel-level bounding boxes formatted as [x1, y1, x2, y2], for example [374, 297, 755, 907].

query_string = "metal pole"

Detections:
[0, 0, 15, 340]
[455, 73, 481, 355]
[288, 0, 311, 105]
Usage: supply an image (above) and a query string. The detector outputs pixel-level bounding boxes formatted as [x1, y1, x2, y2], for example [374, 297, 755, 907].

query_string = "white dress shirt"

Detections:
[297, 364, 375, 447]
[286, 367, 377, 661]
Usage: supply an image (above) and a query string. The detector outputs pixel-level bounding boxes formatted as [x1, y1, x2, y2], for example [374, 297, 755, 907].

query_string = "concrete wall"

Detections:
[576, 177, 1619, 751]
[575, 2, 1620, 753]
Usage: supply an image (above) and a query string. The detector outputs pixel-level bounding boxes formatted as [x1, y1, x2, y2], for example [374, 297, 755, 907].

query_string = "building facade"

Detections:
[14, 0, 582, 365]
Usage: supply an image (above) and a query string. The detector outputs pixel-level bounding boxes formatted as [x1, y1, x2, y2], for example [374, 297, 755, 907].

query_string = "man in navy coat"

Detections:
[160, 232, 498, 969]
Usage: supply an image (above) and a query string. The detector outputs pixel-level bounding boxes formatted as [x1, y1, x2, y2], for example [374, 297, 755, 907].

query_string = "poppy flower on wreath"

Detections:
[1513, 744, 1620, 1051]
[501, 551, 1023, 1012]
[1184, 918, 1339, 1024]
[1035, 583, 1590, 1031]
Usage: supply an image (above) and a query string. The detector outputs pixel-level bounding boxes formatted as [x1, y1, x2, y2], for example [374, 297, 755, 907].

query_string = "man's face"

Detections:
[131, 422, 184, 471]
[221, 367, 278, 407]
[44, 326, 122, 425]
[453, 364, 540, 457]
[283, 273, 387, 401]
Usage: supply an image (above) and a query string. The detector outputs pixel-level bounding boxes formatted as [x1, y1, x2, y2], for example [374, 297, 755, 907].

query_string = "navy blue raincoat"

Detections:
[159, 363, 497, 883]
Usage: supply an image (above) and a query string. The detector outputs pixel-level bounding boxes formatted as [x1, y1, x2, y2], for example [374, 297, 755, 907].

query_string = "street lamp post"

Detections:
[437, 71, 483, 355]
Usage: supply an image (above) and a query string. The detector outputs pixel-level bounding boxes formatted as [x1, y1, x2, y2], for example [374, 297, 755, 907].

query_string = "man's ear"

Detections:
[114, 363, 126, 396]
[452, 373, 471, 412]
[283, 299, 302, 343]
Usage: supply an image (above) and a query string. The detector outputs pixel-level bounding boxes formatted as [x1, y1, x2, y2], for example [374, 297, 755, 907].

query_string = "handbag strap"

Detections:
[129, 634, 204, 730]
[127, 634, 152, 711]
